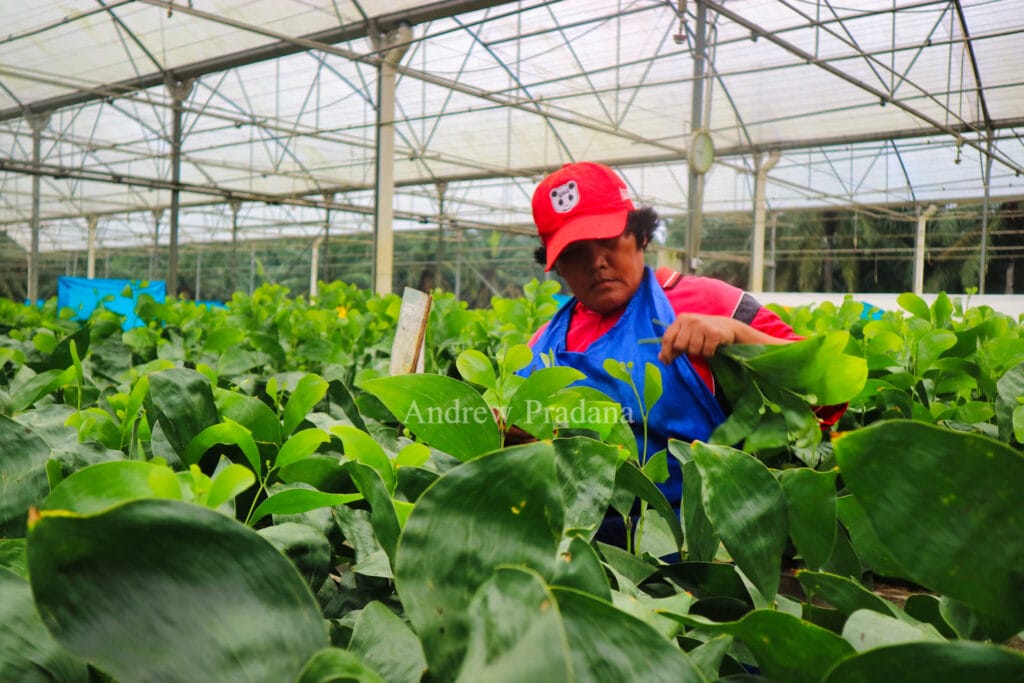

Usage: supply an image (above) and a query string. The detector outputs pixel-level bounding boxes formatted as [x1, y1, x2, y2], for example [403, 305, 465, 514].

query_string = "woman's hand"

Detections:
[658, 314, 790, 363]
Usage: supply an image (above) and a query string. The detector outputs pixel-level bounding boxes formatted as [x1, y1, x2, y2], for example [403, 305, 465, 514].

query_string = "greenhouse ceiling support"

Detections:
[980, 131, 994, 294]
[750, 151, 780, 293]
[372, 22, 412, 296]
[913, 204, 938, 295]
[166, 77, 193, 299]
[26, 111, 49, 304]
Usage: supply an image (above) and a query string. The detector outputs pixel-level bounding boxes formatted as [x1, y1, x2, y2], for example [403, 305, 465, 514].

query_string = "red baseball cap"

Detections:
[532, 161, 635, 271]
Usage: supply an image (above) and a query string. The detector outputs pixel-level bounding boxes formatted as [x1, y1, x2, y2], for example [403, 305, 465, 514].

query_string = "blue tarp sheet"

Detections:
[57, 277, 166, 330]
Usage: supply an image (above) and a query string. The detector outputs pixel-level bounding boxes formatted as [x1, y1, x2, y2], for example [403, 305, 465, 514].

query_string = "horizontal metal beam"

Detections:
[0, 0, 512, 122]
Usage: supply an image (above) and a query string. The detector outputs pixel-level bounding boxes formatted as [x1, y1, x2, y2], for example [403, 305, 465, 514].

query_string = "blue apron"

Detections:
[523, 267, 726, 505]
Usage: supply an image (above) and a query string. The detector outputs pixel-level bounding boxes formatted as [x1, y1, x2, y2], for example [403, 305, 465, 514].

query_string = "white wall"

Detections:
[756, 292, 1024, 321]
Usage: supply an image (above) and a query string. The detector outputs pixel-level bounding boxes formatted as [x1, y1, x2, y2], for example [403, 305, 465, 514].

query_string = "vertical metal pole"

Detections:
[767, 212, 778, 292]
[26, 112, 49, 304]
[249, 242, 256, 295]
[371, 24, 411, 295]
[310, 237, 323, 298]
[750, 151, 779, 292]
[166, 78, 193, 298]
[87, 215, 98, 278]
[436, 181, 447, 290]
[322, 193, 334, 284]
[913, 204, 937, 295]
[979, 132, 994, 294]
[229, 200, 241, 296]
[150, 209, 163, 281]
[194, 249, 201, 300]
[686, 2, 707, 274]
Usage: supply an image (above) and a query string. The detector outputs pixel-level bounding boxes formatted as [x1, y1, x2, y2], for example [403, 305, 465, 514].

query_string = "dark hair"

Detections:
[533, 206, 659, 266]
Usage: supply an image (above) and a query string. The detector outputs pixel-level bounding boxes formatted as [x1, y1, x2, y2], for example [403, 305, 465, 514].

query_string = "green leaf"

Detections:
[360, 374, 501, 460]
[897, 292, 932, 321]
[796, 570, 904, 621]
[349, 602, 427, 683]
[835, 495, 906, 577]
[9, 367, 75, 414]
[249, 488, 362, 526]
[691, 442, 788, 604]
[0, 568, 90, 683]
[614, 461, 685, 553]
[276, 428, 331, 470]
[257, 521, 332, 591]
[500, 344, 534, 375]
[841, 609, 944, 652]
[344, 461, 402, 567]
[146, 368, 220, 460]
[295, 648, 386, 683]
[824, 641, 1024, 683]
[394, 442, 564, 680]
[915, 328, 957, 375]
[643, 361, 663, 413]
[552, 536, 613, 602]
[331, 425, 395, 494]
[283, 373, 329, 436]
[214, 388, 282, 444]
[553, 436, 619, 537]
[0, 413, 53, 537]
[667, 609, 855, 683]
[778, 468, 837, 570]
[42, 460, 179, 515]
[456, 349, 497, 389]
[505, 366, 586, 438]
[183, 418, 262, 473]
[27, 499, 328, 683]
[204, 463, 256, 509]
[602, 357, 633, 384]
[456, 567, 705, 683]
[834, 420, 1024, 639]
[735, 332, 868, 405]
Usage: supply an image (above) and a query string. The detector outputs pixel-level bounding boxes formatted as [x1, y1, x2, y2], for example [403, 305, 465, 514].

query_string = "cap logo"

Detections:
[549, 180, 580, 214]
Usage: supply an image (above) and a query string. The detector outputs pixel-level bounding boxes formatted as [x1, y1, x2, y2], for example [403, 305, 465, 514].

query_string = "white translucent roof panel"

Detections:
[0, 0, 1021, 254]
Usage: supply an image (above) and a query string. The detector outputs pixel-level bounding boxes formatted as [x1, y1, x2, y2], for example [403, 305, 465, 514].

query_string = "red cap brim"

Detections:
[544, 210, 629, 271]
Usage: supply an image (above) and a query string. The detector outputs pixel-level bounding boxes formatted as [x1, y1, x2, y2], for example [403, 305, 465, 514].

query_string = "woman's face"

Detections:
[554, 231, 646, 314]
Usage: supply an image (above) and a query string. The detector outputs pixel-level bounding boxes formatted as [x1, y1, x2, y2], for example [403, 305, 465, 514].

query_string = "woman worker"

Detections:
[520, 161, 840, 546]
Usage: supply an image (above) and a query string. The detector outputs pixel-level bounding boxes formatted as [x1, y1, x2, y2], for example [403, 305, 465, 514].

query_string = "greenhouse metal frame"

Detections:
[1, 0, 1022, 300]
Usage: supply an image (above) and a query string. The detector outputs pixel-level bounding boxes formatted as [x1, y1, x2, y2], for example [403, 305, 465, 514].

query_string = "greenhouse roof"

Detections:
[1, 0, 1023, 255]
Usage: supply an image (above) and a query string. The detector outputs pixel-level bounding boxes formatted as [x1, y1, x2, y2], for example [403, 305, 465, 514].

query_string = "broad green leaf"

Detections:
[349, 602, 427, 683]
[9, 367, 75, 414]
[0, 568, 89, 683]
[295, 648, 386, 683]
[0, 539, 27, 578]
[897, 292, 932, 321]
[552, 536, 612, 601]
[394, 442, 564, 680]
[778, 468, 837, 570]
[500, 344, 534, 375]
[183, 419, 262, 473]
[505, 365, 586, 438]
[456, 349, 497, 389]
[643, 361, 663, 413]
[602, 358, 633, 384]
[257, 521, 332, 591]
[734, 332, 868, 405]
[995, 363, 1024, 443]
[204, 463, 256, 509]
[331, 425, 395, 494]
[676, 456, 720, 561]
[656, 561, 752, 604]
[0, 413, 53, 537]
[835, 495, 906, 577]
[841, 609, 944, 652]
[642, 448, 669, 483]
[283, 373, 329, 436]
[146, 367, 220, 459]
[360, 374, 501, 460]
[344, 461, 402, 567]
[834, 420, 1024, 639]
[249, 488, 362, 526]
[824, 641, 1024, 683]
[691, 442, 787, 603]
[797, 570, 904, 621]
[395, 442, 430, 468]
[614, 461, 684, 553]
[276, 428, 331, 470]
[214, 388, 282, 444]
[42, 460, 180, 515]
[456, 567, 704, 683]
[667, 609, 855, 683]
[553, 436, 619, 537]
[28, 499, 328, 683]
[915, 328, 957, 375]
